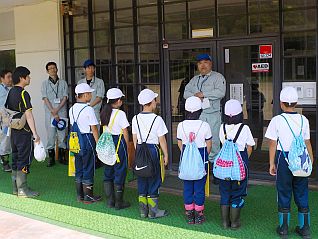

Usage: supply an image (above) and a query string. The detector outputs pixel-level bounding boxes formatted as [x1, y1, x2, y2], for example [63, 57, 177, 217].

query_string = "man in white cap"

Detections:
[69, 83, 101, 204]
[184, 53, 226, 161]
[265, 86, 314, 238]
[132, 88, 169, 219]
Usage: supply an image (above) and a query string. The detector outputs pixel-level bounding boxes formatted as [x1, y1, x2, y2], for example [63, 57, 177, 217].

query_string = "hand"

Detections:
[269, 164, 276, 176]
[163, 155, 168, 166]
[33, 135, 40, 144]
[195, 92, 204, 99]
[53, 114, 60, 121]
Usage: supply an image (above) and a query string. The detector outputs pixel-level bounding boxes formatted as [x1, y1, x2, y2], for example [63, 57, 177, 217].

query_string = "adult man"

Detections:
[184, 54, 226, 160]
[6, 66, 40, 197]
[0, 70, 12, 172]
[41, 62, 68, 166]
[77, 59, 105, 125]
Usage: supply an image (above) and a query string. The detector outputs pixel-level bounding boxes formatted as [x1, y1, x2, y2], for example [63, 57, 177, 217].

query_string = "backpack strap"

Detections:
[182, 121, 203, 141]
[72, 105, 88, 123]
[233, 123, 245, 143]
[108, 109, 120, 132]
[281, 114, 303, 139]
[136, 115, 158, 143]
[223, 123, 227, 140]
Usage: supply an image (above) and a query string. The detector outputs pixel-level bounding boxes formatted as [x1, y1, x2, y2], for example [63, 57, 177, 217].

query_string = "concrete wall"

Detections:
[14, 0, 63, 146]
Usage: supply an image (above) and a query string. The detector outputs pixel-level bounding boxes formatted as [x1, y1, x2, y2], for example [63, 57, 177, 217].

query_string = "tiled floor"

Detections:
[0, 210, 106, 239]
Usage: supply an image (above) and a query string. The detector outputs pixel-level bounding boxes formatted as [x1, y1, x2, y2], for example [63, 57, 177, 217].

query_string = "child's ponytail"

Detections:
[100, 98, 120, 126]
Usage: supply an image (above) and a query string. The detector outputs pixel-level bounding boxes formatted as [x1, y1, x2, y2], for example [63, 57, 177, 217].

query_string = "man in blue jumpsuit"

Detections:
[184, 54, 226, 161]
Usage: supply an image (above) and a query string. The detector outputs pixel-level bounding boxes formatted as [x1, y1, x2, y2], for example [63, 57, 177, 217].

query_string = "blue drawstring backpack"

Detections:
[213, 123, 246, 181]
[178, 121, 206, 181]
[278, 114, 312, 177]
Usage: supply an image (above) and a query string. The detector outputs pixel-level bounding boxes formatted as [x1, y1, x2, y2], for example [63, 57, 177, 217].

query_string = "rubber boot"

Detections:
[114, 184, 130, 210]
[11, 170, 17, 195]
[76, 182, 84, 202]
[221, 205, 231, 229]
[148, 196, 168, 219]
[58, 148, 68, 165]
[295, 208, 311, 239]
[139, 195, 148, 218]
[16, 171, 39, 198]
[230, 207, 241, 229]
[104, 181, 115, 208]
[1, 155, 12, 172]
[47, 149, 55, 167]
[277, 208, 290, 238]
[82, 184, 102, 204]
[185, 210, 195, 224]
[195, 210, 205, 224]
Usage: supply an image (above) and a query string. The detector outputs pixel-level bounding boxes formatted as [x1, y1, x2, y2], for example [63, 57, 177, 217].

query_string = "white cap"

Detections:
[106, 88, 125, 101]
[185, 96, 202, 113]
[280, 86, 298, 104]
[75, 83, 95, 95]
[34, 141, 46, 162]
[224, 99, 242, 116]
[138, 89, 158, 105]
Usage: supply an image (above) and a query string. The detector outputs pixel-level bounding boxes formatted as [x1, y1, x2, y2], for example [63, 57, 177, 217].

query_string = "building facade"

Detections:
[0, 0, 317, 178]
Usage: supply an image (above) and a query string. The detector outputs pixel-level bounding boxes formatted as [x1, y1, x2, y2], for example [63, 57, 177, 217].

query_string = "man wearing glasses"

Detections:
[41, 62, 68, 167]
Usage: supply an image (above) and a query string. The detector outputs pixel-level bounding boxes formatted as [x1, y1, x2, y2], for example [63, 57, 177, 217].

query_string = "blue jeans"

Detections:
[276, 150, 309, 210]
[104, 135, 128, 185]
[219, 149, 248, 208]
[75, 133, 96, 185]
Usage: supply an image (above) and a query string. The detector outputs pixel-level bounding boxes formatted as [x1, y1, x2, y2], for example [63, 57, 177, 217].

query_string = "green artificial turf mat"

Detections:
[0, 161, 317, 239]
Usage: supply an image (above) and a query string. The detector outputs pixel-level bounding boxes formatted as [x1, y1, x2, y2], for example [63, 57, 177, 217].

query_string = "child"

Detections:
[69, 83, 101, 204]
[132, 89, 169, 219]
[177, 96, 212, 224]
[100, 88, 130, 210]
[218, 99, 255, 229]
[265, 86, 314, 238]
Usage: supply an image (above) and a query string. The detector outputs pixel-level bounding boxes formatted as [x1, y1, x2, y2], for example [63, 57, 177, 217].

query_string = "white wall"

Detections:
[14, 0, 63, 146]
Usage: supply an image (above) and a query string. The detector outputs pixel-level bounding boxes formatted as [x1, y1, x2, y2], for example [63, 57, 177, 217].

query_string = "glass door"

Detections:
[218, 38, 280, 176]
[164, 42, 216, 169]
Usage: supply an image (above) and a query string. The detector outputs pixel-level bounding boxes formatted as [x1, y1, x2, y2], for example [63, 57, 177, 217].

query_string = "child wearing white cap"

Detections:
[100, 88, 130, 210]
[177, 96, 212, 224]
[69, 83, 101, 204]
[131, 88, 169, 219]
[218, 99, 255, 229]
[265, 86, 313, 238]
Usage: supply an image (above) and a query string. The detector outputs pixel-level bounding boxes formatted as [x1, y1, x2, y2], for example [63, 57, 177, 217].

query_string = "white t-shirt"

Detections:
[219, 123, 255, 151]
[265, 113, 310, 151]
[103, 109, 129, 135]
[69, 103, 98, 134]
[132, 113, 168, 144]
[177, 120, 212, 148]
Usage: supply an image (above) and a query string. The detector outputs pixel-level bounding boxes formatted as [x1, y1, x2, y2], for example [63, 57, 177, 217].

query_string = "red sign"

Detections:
[259, 45, 272, 59]
[252, 63, 270, 73]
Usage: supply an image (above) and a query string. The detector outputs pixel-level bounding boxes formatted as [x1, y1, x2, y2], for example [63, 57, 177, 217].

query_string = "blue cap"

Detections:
[196, 53, 212, 62]
[52, 119, 67, 131]
[83, 59, 95, 68]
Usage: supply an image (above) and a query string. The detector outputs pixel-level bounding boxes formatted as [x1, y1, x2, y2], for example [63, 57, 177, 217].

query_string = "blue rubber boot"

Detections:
[277, 208, 290, 238]
[295, 208, 311, 239]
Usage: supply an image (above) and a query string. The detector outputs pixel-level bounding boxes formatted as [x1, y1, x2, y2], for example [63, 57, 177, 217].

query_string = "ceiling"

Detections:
[0, 0, 48, 9]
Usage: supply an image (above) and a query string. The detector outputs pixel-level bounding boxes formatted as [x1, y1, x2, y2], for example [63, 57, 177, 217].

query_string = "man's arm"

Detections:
[202, 74, 226, 100]
[183, 77, 199, 99]
[90, 96, 102, 107]
[25, 110, 40, 143]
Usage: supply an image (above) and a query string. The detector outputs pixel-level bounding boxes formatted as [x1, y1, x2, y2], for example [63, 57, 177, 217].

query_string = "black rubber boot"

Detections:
[47, 149, 55, 167]
[277, 208, 290, 238]
[185, 210, 195, 224]
[104, 181, 115, 208]
[194, 210, 205, 224]
[114, 184, 130, 210]
[230, 207, 241, 230]
[11, 170, 17, 195]
[147, 196, 168, 219]
[16, 171, 39, 198]
[138, 195, 148, 218]
[58, 148, 68, 165]
[221, 205, 231, 229]
[1, 155, 12, 172]
[295, 208, 311, 239]
[82, 184, 102, 204]
[76, 182, 84, 202]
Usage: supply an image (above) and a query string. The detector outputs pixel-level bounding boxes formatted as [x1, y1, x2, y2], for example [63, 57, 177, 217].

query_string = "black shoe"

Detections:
[104, 181, 115, 208]
[58, 148, 68, 165]
[230, 208, 241, 230]
[221, 205, 231, 229]
[114, 184, 130, 210]
[47, 149, 55, 167]
[83, 184, 101, 204]
[76, 182, 84, 202]
[185, 210, 195, 224]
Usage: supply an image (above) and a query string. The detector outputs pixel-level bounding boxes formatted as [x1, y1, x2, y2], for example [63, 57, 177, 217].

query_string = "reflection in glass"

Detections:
[115, 27, 134, 44]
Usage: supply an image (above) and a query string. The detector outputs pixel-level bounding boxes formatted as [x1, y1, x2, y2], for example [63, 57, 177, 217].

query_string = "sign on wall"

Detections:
[230, 84, 244, 104]
[252, 63, 270, 73]
[282, 82, 316, 105]
[259, 45, 272, 59]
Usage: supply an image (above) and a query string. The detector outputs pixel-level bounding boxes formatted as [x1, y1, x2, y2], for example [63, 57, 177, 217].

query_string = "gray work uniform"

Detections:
[41, 78, 68, 150]
[184, 71, 226, 161]
[0, 84, 11, 155]
[77, 77, 105, 123]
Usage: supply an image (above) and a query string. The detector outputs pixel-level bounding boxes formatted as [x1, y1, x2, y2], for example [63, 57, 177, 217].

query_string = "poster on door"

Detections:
[230, 84, 244, 104]
[259, 45, 272, 59]
[252, 63, 270, 73]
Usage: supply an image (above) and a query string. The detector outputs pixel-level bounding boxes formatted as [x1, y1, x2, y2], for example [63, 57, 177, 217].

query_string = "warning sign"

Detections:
[259, 45, 272, 59]
[252, 63, 270, 73]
